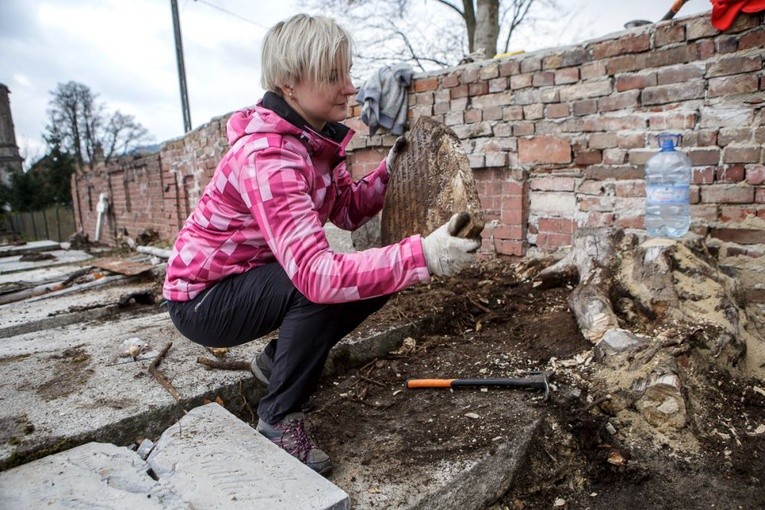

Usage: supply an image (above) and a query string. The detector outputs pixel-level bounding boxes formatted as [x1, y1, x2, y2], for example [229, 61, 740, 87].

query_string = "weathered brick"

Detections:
[688, 148, 720, 166]
[529, 176, 577, 191]
[591, 33, 650, 59]
[460, 66, 481, 84]
[655, 23, 685, 47]
[598, 90, 640, 112]
[498, 59, 521, 77]
[485, 152, 508, 167]
[701, 184, 755, 203]
[494, 239, 525, 256]
[589, 132, 618, 149]
[413, 77, 438, 92]
[442, 74, 460, 88]
[727, 11, 763, 33]
[572, 99, 598, 116]
[603, 149, 627, 165]
[720, 206, 758, 222]
[583, 211, 615, 227]
[555, 68, 579, 85]
[489, 77, 509, 93]
[575, 150, 603, 166]
[716, 165, 746, 183]
[606, 54, 648, 75]
[700, 108, 754, 129]
[707, 56, 762, 78]
[628, 149, 655, 166]
[415, 92, 434, 105]
[512, 87, 559, 105]
[618, 133, 645, 149]
[451, 85, 469, 99]
[543, 48, 589, 69]
[724, 146, 762, 163]
[686, 17, 718, 40]
[520, 56, 542, 73]
[644, 44, 700, 68]
[710, 227, 765, 244]
[615, 73, 657, 91]
[641, 81, 705, 105]
[715, 35, 739, 54]
[483, 105, 503, 121]
[582, 115, 647, 132]
[444, 110, 464, 126]
[545, 103, 570, 119]
[469, 81, 489, 96]
[503, 106, 524, 121]
[523, 104, 544, 120]
[471, 91, 513, 109]
[533, 71, 555, 87]
[513, 122, 535, 136]
[657, 65, 704, 85]
[479, 62, 500, 80]
[465, 108, 482, 123]
[739, 28, 765, 51]
[648, 112, 698, 130]
[510, 74, 532, 89]
[615, 180, 644, 198]
[433, 101, 450, 115]
[708, 75, 760, 97]
[518, 136, 572, 164]
[539, 217, 575, 233]
[698, 39, 715, 61]
[746, 165, 765, 185]
[559, 79, 612, 101]
[580, 61, 607, 79]
[451, 97, 468, 111]
[693, 167, 716, 184]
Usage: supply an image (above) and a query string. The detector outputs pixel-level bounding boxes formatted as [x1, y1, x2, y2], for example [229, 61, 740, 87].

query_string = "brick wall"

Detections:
[72, 10, 764, 255]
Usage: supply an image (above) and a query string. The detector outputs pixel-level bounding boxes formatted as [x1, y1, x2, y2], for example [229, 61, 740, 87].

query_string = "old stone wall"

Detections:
[71, 11, 764, 257]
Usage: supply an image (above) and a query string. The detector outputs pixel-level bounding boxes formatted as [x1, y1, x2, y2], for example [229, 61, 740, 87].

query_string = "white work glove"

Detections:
[385, 136, 407, 176]
[421, 213, 481, 277]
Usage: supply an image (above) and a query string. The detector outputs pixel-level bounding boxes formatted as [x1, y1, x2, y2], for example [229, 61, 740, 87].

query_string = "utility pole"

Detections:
[170, 0, 192, 133]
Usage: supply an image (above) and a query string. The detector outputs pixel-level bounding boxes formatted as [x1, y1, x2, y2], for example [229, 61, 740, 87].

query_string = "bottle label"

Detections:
[646, 184, 689, 205]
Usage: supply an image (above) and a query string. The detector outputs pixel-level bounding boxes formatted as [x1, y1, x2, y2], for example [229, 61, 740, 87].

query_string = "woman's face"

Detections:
[287, 69, 355, 132]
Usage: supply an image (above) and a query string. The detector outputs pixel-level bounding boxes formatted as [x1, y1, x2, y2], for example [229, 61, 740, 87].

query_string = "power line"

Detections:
[192, 0, 267, 28]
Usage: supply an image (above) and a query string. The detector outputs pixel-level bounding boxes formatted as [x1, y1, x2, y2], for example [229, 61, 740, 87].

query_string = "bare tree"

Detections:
[300, 0, 559, 75]
[46, 81, 152, 172]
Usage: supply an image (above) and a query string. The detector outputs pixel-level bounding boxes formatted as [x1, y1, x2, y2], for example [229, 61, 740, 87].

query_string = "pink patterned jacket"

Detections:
[163, 95, 430, 303]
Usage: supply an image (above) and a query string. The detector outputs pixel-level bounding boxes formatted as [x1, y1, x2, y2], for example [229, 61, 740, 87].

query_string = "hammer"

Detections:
[406, 371, 551, 400]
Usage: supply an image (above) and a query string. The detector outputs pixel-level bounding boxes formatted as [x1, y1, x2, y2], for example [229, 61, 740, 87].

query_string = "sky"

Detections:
[0, 0, 713, 166]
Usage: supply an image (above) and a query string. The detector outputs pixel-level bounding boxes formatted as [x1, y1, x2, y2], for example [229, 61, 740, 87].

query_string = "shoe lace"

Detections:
[279, 418, 313, 462]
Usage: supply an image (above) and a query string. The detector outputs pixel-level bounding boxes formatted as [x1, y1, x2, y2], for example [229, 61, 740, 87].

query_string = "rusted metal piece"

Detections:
[380, 116, 485, 245]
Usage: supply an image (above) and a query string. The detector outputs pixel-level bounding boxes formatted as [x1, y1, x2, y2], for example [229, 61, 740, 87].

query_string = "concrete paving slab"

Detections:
[0, 249, 92, 274]
[0, 311, 267, 471]
[0, 278, 159, 338]
[147, 403, 349, 509]
[0, 442, 169, 509]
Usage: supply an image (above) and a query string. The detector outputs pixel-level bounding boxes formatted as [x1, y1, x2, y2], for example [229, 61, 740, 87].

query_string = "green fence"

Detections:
[1, 205, 76, 243]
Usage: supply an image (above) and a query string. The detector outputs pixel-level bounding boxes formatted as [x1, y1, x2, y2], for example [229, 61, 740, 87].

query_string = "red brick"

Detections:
[615, 73, 657, 91]
[641, 81, 705, 105]
[715, 36, 739, 54]
[537, 231, 572, 250]
[648, 112, 698, 130]
[708, 75, 759, 97]
[693, 167, 715, 184]
[710, 227, 765, 244]
[698, 39, 716, 60]
[503, 106, 524, 121]
[572, 99, 598, 116]
[606, 54, 648, 75]
[644, 44, 700, 69]
[513, 123, 535, 136]
[707, 56, 762, 78]
[539, 217, 575, 233]
[580, 61, 607, 79]
[450, 85, 468, 99]
[533, 71, 555, 87]
[520, 56, 542, 73]
[460, 66, 481, 84]
[615, 181, 644, 198]
[583, 211, 615, 227]
[489, 77, 509, 93]
[469, 81, 489, 96]
[442, 74, 460, 88]
[589, 132, 618, 149]
[720, 206, 758, 222]
[598, 90, 640, 112]
[555, 68, 579, 85]
[686, 17, 718, 40]
[688, 148, 720, 166]
[618, 133, 645, 149]
[716, 165, 746, 183]
[582, 115, 647, 132]
[746, 165, 765, 185]
[739, 28, 765, 51]
[494, 239, 525, 256]
[464, 109, 482, 123]
[483, 105, 503, 121]
[499, 60, 521, 76]
[413, 77, 438, 92]
[518, 136, 572, 164]
[575, 150, 603, 166]
[545, 103, 570, 119]
[655, 23, 685, 47]
[591, 33, 650, 59]
[757, 188, 765, 203]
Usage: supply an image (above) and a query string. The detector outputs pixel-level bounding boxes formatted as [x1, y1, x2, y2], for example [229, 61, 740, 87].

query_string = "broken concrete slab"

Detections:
[0, 240, 62, 257]
[147, 403, 350, 509]
[0, 442, 167, 509]
[0, 404, 350, 509]
[0, 249, 92, 275]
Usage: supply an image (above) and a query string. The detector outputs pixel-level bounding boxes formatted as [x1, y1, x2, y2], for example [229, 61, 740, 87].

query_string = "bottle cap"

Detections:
[657, 133, 681, 152]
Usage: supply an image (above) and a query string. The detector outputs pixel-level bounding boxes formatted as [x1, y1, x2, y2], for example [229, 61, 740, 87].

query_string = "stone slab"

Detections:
[0, 442, 169, 509]
[147, 403, 349, 509]
[0, 249, 92, 274]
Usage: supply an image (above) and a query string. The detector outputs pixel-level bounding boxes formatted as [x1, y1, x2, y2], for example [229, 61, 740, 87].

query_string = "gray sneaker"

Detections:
[250, 350, 272, 386]
[257, 412, 332, 474]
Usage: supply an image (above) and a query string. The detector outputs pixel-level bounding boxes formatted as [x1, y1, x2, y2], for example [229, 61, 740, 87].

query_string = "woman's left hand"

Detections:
[385, 136, 407, 176]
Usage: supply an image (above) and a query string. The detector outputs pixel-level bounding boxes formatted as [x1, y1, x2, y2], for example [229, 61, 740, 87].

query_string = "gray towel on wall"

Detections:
[356, 64, 414, 136]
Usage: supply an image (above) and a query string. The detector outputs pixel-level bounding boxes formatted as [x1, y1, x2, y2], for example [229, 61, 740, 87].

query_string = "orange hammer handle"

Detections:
[407, 379, 455, 389]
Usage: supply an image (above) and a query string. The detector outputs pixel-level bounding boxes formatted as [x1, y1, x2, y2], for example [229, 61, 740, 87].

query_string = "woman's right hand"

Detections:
[421, 213, 481, 277]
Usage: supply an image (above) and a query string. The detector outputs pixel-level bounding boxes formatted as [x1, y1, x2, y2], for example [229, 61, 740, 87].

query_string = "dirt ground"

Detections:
[280, 258, 765, 509]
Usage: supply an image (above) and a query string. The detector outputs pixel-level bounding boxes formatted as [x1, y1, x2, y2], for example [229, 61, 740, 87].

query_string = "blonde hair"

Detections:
[260, 14, 353, 93]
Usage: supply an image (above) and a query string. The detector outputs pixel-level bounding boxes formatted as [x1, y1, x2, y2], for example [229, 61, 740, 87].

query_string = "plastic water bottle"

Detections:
[644, 133, 691, 238]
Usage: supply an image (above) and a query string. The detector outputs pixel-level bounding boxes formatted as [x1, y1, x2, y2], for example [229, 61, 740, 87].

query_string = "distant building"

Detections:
[0, 83, 24, 187]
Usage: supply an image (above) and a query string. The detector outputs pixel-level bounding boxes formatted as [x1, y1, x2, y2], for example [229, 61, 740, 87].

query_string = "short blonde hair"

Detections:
[260, 14, 353, 93]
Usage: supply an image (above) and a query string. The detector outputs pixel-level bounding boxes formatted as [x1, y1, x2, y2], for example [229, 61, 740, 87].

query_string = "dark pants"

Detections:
[167, 263, 390, 424]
